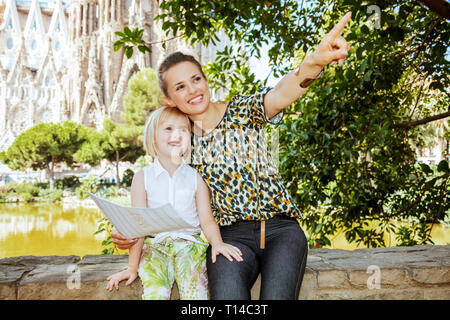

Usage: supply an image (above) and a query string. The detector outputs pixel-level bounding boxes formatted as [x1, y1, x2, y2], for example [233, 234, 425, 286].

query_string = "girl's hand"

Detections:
[106, 267, 138, 291]
[211, 242, 243, 263]
[308, 12, 352, 69]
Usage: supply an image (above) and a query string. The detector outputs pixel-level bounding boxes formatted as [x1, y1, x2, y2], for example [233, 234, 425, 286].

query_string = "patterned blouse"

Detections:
[190, 87, 301, 226]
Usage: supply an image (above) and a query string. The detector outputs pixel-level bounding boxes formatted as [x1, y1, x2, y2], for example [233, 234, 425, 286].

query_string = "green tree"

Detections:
[122, 67, 164, 127]
[114, 0, 449, 248]
[1, 122, 91, 189]
[73, 126, 106, 167]
[100, 117, 145, 187]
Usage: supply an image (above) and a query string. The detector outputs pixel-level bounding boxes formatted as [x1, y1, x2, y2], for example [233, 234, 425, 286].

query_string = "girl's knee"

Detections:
[141, 286, 172, 300]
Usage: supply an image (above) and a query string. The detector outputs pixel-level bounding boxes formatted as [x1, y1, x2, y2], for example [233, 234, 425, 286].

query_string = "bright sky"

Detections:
[248, 41, 282, 87]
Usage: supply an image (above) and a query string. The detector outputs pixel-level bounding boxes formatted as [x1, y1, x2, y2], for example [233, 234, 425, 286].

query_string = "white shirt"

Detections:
[143, 158, 201, 243]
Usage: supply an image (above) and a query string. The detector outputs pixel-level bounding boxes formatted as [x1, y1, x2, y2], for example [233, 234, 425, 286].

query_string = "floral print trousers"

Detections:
[138, 236, 209, 300]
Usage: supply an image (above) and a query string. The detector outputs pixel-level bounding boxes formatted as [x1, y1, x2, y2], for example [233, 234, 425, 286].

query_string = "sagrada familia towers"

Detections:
[0, 0, 226, 151]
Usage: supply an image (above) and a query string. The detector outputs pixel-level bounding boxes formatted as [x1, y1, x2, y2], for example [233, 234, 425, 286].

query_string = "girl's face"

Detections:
[155, 114, 191, 163]
[163, 61, 211, 116]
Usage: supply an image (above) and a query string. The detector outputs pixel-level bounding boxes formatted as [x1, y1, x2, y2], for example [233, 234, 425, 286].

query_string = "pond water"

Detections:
[0, 203, 448, 258]
[301, 220, 450, 250]
[0, 203, 106, 258]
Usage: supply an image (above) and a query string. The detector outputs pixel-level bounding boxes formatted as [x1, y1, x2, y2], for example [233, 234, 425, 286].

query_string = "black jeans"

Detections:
[206, 215, 308, 300]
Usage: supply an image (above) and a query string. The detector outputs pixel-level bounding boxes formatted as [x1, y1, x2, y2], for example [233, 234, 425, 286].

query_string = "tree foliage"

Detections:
[115, 0, 449, 247]
[122, 67, 164, 127]
[1, 122, 91, 189]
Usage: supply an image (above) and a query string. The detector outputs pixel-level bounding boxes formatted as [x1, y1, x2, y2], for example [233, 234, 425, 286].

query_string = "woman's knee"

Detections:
[206, 245, 259, 300]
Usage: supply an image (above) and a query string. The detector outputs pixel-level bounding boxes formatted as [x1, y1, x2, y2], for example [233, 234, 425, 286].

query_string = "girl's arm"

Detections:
[106, 170, 146, 291]
[264, 12, 352, 119]
[127, 170, 147, 270]
[195, 173, 243, 263]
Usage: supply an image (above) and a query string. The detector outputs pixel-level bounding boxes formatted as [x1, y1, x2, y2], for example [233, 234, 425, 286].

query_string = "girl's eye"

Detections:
[194, 76, 201, 82]
[165, 127, 172, 131]
[176, 85, 184, 91]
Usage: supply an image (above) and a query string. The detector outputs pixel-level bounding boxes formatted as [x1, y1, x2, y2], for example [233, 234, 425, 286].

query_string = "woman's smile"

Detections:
[164, 61, 211, 115]
[188, 94, 204, 105]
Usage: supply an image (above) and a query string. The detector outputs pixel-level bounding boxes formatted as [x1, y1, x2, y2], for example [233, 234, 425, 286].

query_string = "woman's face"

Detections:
[163, 61, 211, 116]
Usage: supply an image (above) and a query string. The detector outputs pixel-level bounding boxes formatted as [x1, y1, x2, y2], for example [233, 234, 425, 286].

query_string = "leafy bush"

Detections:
[121, 169, 134, 187]
[55, 176, 81, 190]
[95, 217, 119, 255]
[18, 192, 35, 202]
[8, 182, 41, 197]
[34, 182, 50, 190]
[39, 189, 64, 202]
[98, 185, 118, 198]
[75, 175, 100, 199]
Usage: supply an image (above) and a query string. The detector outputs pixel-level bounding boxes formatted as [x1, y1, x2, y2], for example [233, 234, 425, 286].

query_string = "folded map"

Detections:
[87, 192, 196, 239]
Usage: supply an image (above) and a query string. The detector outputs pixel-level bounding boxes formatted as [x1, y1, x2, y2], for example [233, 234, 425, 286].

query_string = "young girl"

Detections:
[106, 106, 242, 300]
[112, 12, 352, 299]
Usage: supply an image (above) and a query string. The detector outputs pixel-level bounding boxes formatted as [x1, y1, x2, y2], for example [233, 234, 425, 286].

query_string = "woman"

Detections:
[112, 12, 352, 300]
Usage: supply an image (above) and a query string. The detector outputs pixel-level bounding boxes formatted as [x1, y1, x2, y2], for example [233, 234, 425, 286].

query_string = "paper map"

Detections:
[87, 192, 195, 239]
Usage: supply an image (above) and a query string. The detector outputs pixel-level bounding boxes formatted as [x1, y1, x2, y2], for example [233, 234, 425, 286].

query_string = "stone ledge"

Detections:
[0, 244, 448, 300]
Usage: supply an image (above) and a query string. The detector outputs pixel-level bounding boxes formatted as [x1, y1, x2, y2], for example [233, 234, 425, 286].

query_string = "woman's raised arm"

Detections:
[264, 12, 352, 119]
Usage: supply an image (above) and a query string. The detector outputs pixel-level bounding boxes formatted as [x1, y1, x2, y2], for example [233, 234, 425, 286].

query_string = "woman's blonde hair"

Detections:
[143, 106, 191, 159]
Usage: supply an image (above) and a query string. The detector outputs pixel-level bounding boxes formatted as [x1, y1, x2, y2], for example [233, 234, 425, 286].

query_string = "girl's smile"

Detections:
[155, 115, 190, 164]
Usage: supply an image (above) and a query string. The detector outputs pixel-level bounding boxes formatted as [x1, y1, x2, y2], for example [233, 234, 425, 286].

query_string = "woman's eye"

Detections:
[165, 127, 172, 131]
[194, 76, 201, 82]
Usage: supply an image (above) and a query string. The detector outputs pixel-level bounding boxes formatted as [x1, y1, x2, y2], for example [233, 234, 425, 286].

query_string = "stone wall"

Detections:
[0, 244, 449, 300]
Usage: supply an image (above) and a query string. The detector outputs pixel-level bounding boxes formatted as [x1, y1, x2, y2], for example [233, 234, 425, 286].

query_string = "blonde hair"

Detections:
[143, 106, 191, 159]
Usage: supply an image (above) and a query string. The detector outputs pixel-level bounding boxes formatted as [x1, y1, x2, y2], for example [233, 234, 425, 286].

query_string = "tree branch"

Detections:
[418, 0, 450, 19]
[390, 111, 450, 129]
[408, 80, 426, 120]
[146, 33, 185, 46]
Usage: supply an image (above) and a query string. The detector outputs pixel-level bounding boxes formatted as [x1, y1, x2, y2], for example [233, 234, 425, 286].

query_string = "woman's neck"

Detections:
[189, 101, 227, 136]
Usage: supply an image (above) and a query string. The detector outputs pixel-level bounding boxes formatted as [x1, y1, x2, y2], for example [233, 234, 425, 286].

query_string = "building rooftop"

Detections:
[16, 0, 70, 10]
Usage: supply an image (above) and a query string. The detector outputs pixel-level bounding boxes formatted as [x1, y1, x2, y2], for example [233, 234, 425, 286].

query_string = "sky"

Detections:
[248, 41, 282, 87]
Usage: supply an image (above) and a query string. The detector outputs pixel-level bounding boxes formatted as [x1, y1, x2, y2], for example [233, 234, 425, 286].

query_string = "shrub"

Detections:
[121, 169, 134, 187]
[75, 175, 100, 199]
[11, 182, 40, 197]
[39, 189, 64, 202]
[55, 175, 81, 190]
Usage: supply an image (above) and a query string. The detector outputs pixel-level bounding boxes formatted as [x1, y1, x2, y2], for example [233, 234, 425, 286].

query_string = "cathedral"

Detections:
[0, 0, 227, 152]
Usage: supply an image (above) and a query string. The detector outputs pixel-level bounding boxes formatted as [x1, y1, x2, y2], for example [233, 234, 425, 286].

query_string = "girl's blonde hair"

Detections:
[143, 106, 191, 159]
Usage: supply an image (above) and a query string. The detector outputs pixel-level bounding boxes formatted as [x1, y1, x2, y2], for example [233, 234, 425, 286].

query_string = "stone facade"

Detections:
[0, 0, 227, 152]
[1, 244, 449, 300]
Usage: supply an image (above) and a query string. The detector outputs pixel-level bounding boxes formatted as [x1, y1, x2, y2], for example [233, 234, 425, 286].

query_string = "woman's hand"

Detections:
[305, 11, 352, 70]
[106, 267, 138, 291]
[211, 242, 243, 263]
[110, 229, 137, 250]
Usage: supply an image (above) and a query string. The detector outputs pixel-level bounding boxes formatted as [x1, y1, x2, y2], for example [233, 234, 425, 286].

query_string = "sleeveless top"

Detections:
[143, 158, 201, 243]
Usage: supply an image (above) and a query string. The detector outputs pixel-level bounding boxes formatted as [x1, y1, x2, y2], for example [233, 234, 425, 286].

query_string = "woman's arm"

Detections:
[264, 12, 352, 119]
[195, 173, 243, 263]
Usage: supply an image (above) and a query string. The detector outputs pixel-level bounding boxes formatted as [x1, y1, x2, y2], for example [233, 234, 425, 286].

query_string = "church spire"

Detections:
[1, 0, 22, 33]
[70, 0, 99, 40]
